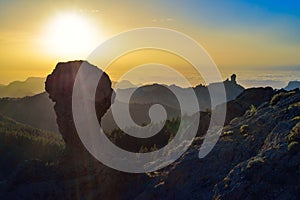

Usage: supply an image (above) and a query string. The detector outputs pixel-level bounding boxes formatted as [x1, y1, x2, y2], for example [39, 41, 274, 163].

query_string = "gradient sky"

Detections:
[0, 0, 300, 84]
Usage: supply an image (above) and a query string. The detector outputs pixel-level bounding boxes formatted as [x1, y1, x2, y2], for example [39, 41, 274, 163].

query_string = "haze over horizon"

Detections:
[1, 0, 300, 85]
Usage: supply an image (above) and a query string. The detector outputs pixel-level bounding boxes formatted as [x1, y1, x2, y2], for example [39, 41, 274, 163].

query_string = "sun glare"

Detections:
[43, 13, 101, 58]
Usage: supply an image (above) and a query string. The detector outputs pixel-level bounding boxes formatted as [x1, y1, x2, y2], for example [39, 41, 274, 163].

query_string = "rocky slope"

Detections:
[136, 89, 300, 199]
[215, 87, 274, 125]
[0, 61, 299, 199]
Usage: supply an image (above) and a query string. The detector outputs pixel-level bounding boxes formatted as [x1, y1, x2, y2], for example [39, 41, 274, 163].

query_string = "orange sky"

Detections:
[1, 0, 300, 84]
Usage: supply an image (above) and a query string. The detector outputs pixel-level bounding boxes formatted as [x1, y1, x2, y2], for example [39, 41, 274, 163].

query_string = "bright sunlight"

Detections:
[42, 12, 101, 58]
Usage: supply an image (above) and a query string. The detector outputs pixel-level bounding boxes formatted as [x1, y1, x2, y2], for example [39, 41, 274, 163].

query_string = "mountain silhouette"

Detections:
[0, 74, 244, 134]
[0, 77, 45, 98]
[285, 81, 300, 91]
[0, 92, 58, 132]
[0, 61, 299, 199]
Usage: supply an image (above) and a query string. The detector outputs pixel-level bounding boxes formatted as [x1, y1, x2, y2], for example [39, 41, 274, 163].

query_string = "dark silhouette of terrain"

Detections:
[0, 72, 244, 133]
[0, 77, 45, 98]
[116, 74, 244, 112]
[45, 60, 114, 162]
[285, 81, 300, 91]
[112, 80, 141, 89]
[0, 114, 63, 181]
[0, 92, 58, 132]
[0, 61, 299, 199]
[215, 87, 275, 125]
[136, 89, 300, 200]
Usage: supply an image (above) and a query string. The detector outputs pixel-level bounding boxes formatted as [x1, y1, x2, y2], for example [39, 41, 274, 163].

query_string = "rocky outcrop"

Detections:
[196, 87, 274, 137]
[1, 62, 299, 199]
[45, 60, 114, 165]
[216, 87, 274, 125]
[285, 81, 300, 91]
[2, 61, 151, 200]
[136, 89, 300, 199]
[213, 89, 300, 199]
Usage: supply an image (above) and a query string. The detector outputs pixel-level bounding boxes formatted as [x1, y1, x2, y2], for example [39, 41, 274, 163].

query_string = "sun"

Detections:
[43, 12, 101, 58]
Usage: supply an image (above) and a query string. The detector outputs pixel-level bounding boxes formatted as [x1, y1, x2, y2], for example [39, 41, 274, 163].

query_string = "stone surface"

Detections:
[136, 89, 300, 199]
[45, 60, 114, 164]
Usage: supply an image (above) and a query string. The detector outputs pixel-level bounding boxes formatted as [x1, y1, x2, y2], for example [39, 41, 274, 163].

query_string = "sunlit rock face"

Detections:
[45, 60, 114, 165]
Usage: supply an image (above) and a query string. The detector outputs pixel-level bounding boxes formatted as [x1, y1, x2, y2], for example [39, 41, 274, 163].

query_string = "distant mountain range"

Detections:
[112, 80, 141, 89]
[284, 80, 300, 91]
[0, 76, 298, 99]
[1, 74, 297, 135]
[116, 78, 244, 110]
[0, 77, 244, 133]
[0, 77, 45, 98]
[0, 78, 140, 98]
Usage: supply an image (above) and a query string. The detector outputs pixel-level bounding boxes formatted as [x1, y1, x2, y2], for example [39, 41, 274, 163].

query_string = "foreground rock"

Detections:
[136, 89, 300, 199]
[45, 60, 114, 166]
[1, 60, 299, 199]
[1, 61, 148, 199]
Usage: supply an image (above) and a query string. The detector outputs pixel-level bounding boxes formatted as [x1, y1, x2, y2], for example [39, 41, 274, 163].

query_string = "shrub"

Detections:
[288, 102, 300, 109]
[223, 130, 234, 136]
[139, 146, 149, 153]
[247, 105, 257, 117]
[287, 123, 300, 154]
[230, 117, 239, 125]
[240, 124, 249, 135]
[292, 116, 300, 121]
[270, 91, 296, 106]
[288, 141, 300, 154]
[288, 122, 300, 142]
[247, 157, 264, 169]
[223, 177, 231, 189]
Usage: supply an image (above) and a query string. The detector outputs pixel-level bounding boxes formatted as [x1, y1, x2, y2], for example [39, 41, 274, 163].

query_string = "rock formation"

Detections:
[231, 74, 237, 83]
[135, 89, 300, 199]
[1, 62, 299, 199]
[45, 60, 114, 166]
[46, 61, 148, 199]
[216, 87, 275, 125]
[285, 81, 300, 91]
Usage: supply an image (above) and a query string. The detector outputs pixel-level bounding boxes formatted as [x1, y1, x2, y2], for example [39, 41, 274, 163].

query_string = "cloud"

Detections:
[151, 18, 174, 23]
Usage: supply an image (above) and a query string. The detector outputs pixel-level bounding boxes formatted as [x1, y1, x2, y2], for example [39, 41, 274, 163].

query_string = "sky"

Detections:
[0, 0, 300, 85]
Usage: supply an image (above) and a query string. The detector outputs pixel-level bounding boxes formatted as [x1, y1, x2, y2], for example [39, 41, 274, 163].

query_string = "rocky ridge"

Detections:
[1, 61, 299, 199]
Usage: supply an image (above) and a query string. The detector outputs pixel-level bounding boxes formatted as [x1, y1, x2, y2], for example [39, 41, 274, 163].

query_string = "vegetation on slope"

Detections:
[0, 114, 64, 179]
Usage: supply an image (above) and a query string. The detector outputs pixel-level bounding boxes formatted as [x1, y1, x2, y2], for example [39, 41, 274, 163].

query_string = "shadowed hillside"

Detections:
[0, 92, 58, 133]
[0, 75, 244, 134]
[0, 61, 299, 199]
[0, 114, 64, 181]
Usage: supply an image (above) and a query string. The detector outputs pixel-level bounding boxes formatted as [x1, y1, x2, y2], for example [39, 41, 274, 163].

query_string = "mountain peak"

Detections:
[284, 80, 300, 91]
